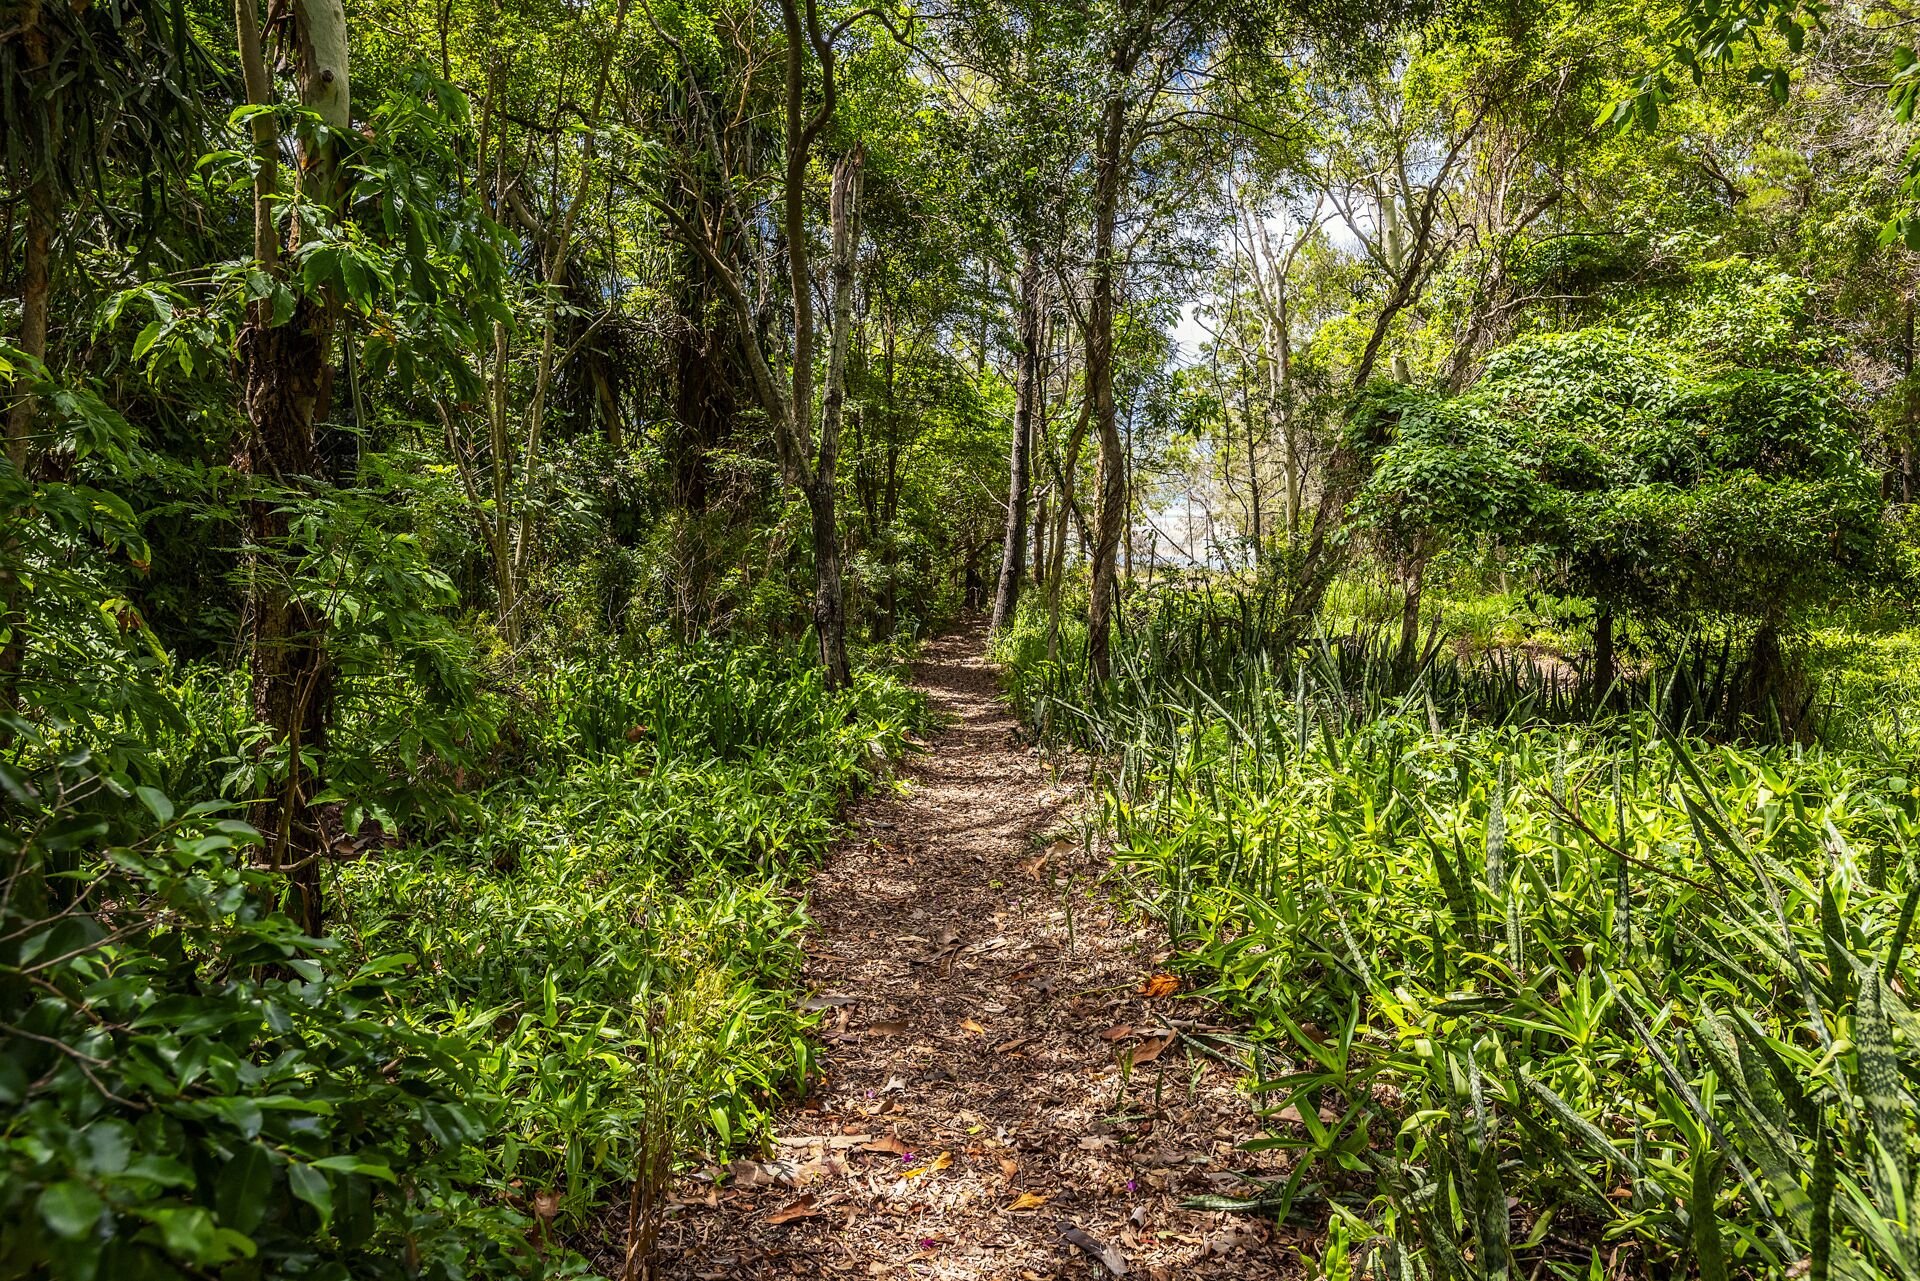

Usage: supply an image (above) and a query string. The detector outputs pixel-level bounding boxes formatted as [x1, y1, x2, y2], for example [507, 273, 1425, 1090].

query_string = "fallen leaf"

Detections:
[960, 1018, 986, 1035]
[726, 1159, 779, 1188]
[1139, 975, 1180, 999]
[994, 1035, 1039, 1054]
[902, 1151, 953, 1179]
[1019, 849, 1050, 878]
[1273, 1105, 1340, 1126]
[862, 1135, 910, 1155]
[800, 992, 859, 1011]
[1006, 1191, 1049, 1211]
[1061, 1225, 1128, 1276]
[778, 1134, 874, 1150]
[867, 1020, 910, 1037]
[1126, 1035, 1172, 1069]
[999, 1157, 1019, 1179]
[1097, 1024, 1134, 1042]
[766, 1195, 823, 1225]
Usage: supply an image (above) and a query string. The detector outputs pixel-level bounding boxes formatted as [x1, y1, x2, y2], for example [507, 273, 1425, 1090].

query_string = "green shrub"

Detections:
[2, 640, 922, 1278]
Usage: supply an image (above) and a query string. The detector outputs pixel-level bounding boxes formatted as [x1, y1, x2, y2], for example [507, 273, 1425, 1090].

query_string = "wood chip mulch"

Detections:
[651, 623, 1303, 1279]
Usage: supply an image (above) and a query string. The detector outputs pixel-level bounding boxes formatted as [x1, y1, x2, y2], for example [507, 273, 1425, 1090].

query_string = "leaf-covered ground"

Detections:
[652, 628, 1297, 1279]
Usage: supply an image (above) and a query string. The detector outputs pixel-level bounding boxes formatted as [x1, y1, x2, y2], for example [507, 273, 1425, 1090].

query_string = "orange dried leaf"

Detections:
[1006, 1191, 1049, 1212]
[1140, 974, 1180, 998]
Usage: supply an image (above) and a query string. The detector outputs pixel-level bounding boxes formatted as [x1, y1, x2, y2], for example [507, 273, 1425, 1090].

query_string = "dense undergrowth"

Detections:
[1, 641, 919, 1280]
[998, 587, 1920, 1279]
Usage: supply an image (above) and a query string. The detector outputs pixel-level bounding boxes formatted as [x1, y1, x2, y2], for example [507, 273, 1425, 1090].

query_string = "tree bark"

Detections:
[1085, 90, 1129, 684]
[1398, 555, 1425, 665]
[232, 0, 349, 936]
[807, 148, 862, 689]
[1, 0, 55, 726]
[1592, 605, 1614, 701]
[990, 251, 1043, 633]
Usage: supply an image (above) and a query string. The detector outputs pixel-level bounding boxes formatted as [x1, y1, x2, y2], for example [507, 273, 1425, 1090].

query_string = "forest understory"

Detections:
[17, 0, 1920, 1271]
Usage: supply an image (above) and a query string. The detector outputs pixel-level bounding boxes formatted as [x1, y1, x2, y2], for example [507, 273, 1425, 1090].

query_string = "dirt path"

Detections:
[657, 627, 1296, 1280]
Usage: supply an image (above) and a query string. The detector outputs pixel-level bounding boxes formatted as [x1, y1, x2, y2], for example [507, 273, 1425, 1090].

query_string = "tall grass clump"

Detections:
[1004, 585, 1920, 1278]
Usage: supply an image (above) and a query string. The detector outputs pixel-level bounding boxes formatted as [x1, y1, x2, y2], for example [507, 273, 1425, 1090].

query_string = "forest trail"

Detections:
[656, 625, 1295, 1280]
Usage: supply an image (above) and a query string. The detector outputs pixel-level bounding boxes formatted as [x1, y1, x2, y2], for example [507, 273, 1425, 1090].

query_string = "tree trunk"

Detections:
[1084, 91, 1128, 684]
[233, 0, 349, 936]
[990, 252, 1043, 633]
[1, 2, 55, 726]
[1741, 619, 1789, 733]
[1398, 556, 1425, 665]
[807, 479, 849, 687]
[1592, 605, 1615, 701]
[1, 182, 51, 725]
[1032, 491, 1049, 590]
[806, 148, 862, 689]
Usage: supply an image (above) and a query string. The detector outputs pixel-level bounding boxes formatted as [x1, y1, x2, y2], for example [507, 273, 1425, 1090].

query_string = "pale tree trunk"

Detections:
[1031, 489, 1049, 591]
[1085, 90, 1129, 683]
[990, 251, 1043, 633]
[806, 150, 863, 688]
[488, 320, 518, 638]
[1283, 108, 1489, 640]
[233, 0, 349, 936]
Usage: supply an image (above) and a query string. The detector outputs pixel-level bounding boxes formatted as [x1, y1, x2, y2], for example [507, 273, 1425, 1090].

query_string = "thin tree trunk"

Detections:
[990, 251, 1043, 633]
[1032, 490, 1049, 590]
[1085, 91, 1128, 683]
[808, 148, 863, 689]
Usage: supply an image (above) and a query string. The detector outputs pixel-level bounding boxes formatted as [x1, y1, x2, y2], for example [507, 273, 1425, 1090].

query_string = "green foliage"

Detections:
[0, 721, 547, 1281]
[2, 641, 921, 1278]
[1005, 592, 1920, 1278]
[1362, 306, 1889, 635]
